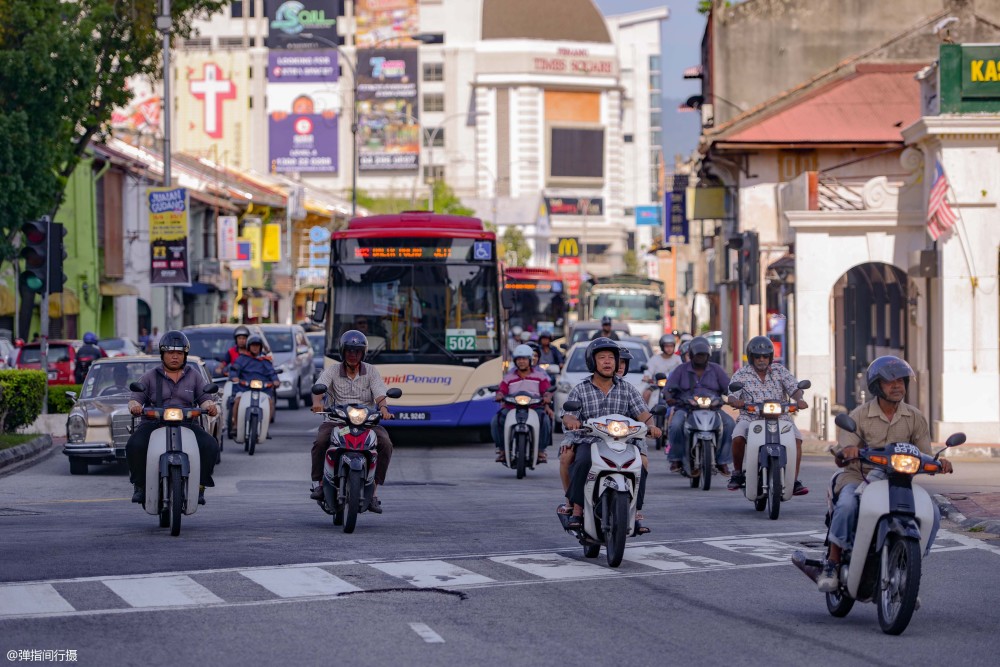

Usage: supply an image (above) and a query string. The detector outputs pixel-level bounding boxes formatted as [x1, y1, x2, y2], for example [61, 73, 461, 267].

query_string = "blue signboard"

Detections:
[635, 205, 662, 226]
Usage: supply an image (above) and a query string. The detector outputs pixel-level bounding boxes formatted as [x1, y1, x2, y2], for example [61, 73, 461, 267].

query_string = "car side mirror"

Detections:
[202, 382, 219, 394]
[311, 383, 328, 395]
[311, 301, 328, 323]
[563, 400, 582, 412]
[64, 391, 77, 403]
[129, 381, 146, 393]
[386, 388, 402, 399]
[945, 433, 966, 448]
[834, 413, 857, 434]
[797, 379, 811, 390]
[729, 381, 743, 393]
[650, 404, 666, 416]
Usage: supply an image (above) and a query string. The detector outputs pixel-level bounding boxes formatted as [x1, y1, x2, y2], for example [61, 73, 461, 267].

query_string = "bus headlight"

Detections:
[890, 454, 920, 474]
[67, 415, 87, 443]
[347, 407, 368, 425]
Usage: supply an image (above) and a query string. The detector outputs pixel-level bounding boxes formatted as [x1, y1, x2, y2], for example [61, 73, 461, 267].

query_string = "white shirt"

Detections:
[645, 353, 681, 382]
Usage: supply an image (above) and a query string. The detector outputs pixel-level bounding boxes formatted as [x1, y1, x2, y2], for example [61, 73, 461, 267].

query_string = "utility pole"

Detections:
[157, 0, 173, 330]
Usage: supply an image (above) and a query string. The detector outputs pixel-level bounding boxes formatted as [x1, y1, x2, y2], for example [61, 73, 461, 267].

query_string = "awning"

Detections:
[100, 282, 139, 297]
[190, 189, 241, 213]
[48, 289, 80, 317]
[0, 285, 14, 316]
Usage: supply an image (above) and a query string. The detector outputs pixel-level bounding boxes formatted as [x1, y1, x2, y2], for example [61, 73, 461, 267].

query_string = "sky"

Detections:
[593, 0, 706, 163]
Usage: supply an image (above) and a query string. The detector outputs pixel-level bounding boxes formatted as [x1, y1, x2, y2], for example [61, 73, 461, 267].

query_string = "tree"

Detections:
[500, 227, 532, 267]
[623, 250, 641, 276]
[426, 180, 474, 216]
[0, 0, 226, 265]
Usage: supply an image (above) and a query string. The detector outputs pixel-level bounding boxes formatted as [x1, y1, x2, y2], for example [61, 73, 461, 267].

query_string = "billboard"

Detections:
[635, 205, 662, 226]
[265, 0, 343, 49]
[147, 187, 191, 286]
[544, 197, 603, 216]
[267, 50, 340, 173]
[357, 48, 420, 171]
[174, 50, 251, 169]
[355, 0, 419, 48]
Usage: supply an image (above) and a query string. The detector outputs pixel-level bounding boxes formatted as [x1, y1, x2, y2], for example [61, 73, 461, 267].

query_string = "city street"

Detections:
[1, 414, 999, 667]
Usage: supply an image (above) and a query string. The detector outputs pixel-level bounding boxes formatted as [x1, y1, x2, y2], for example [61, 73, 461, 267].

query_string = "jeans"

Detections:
[828, 483, 942, 554]
[312, 422, 393, 486]
[126, 421, 219, 487]
[667, 408, 734, 465]
[491, 407, 551, 451]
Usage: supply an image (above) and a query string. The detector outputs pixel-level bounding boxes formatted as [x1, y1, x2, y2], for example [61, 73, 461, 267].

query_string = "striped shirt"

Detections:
[316, 361, 388, 407]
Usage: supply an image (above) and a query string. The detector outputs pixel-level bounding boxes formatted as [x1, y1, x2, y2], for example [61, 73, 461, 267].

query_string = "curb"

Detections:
[0, 434, 55, 474]
[933, 493, 1000, 536]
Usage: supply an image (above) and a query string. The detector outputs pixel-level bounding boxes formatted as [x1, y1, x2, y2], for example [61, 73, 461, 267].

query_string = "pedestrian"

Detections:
[147, 327, 160, 354]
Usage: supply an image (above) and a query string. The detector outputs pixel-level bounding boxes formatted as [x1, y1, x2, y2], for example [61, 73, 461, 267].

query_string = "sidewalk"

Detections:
[800, 429, 1000, 460]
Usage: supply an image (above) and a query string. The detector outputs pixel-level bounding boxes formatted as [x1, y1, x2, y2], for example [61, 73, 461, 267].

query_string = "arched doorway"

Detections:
[831, 262, 908, 411]
[137, 299, 151, 337]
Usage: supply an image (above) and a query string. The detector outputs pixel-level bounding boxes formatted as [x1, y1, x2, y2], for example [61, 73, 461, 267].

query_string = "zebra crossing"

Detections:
[0, 529, 983, 621]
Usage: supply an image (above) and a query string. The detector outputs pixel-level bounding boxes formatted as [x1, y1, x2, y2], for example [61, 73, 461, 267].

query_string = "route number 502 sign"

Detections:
[445, 329, 477, 351]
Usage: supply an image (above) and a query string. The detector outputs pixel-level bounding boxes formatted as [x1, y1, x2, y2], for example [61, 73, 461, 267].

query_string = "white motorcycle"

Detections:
[729, 379, 810, 519]
[130, 380, 219, 537]
[793, 413, 965, 635]
[491, 386, 544, 478]
[231, 376, 276, 456]
[558, 401, 665, 567]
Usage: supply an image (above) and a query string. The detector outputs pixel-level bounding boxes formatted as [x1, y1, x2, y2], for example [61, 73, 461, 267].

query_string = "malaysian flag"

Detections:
[927, 160, 958, 241]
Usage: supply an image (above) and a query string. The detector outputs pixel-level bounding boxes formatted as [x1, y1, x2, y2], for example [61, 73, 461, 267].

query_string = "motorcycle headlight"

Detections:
[539, 363, 550, 371]
[762, 401, 782, 415]
[656, 379, 667, 387]
[890, 454, 921, 474]
[514, 395, 531, 406]
[67, 415, 87, 443]
[695, 396, 713, 408]
[163, 408, 184, 422]
[595, 420, 640, 438]
[347, 407, 367, 426]
[250, 379, 264, 389]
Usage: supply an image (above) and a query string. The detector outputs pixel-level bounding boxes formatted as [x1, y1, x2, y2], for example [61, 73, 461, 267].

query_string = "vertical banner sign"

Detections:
[357, 48, 420, 171]
[262, 223, 282, 262]
[265, 0, 344, 49]
[665, 174, 690, 244]
[243, 224, 263, 269]
[355, 0, 419, 48]
[147, 187, 191, 285]
[267, 50, 340, 173]
[231, 240, 253, 270]
[217, 215, 239, 261]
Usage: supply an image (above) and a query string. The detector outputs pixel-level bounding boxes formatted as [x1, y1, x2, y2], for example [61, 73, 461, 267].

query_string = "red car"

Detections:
[15, 340, 84, 384]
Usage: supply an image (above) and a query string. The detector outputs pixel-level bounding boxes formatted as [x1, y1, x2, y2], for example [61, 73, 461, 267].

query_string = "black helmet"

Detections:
[234, 325, 250, 340]
[601, 315, 613, 326]
[526, 341, 541, 356]
[158, 330, 190, 357]
[678, 340, 691, 360]
[585, 336, 621, 373]
[339, 329, 368, 360]
[688, 336, 711, 358]
[659, 334, 676, 350]
[866, 356, 914, 402]
[618, 345, 633, 374]
[246, 334, 264, 351]
[538, 329, 554, 340]
[746, 335, 774, 362]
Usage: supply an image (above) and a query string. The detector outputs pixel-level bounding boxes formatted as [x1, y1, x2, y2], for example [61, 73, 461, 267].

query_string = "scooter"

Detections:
[792, 413, 966, 635]
[130, 380, 219, 537]
[490, 386, 544, 479]
[677, 392, 725, 490]
[558, 401, 665, 567]
[729, 379, 810, 519]
[651, 372, 670, 450]
[311, 384, 402, 533]
[231, 376, 276, 456]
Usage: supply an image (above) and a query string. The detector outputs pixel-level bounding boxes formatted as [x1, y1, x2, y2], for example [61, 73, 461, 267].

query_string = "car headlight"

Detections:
[67, 415, 87, 443]
[695, 396, 713, 408]
[250, 379, 264, 389]
[514, 395, 531, 406]
[163, 408, 184, 422]
[762, 401, 782, 415]
[347, 407, 367, 425]
[890, 454, 920, 474]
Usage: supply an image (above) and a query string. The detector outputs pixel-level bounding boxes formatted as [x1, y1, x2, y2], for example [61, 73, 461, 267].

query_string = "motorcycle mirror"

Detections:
[202, 382, 219, 394]
[654, 372, 667, 381]
[64, 391, 77, 402]
[129, 381, 146, 393]
[386, 388, 402, 399]
[797, 379, 812, 390]
[728, 381, 743, 393]
[640, 363, 648, 372]
[311, 383, 328, 395]
[945, 432, 966, 448]
[834, 413, 857, 433]
[563, 400, 582, 412]
[650, 405, 667, 416]
[276, 369, 285, 375]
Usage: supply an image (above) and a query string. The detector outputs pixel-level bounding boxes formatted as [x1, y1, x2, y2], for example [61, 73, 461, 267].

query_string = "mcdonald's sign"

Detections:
[557, 237, 580, 257]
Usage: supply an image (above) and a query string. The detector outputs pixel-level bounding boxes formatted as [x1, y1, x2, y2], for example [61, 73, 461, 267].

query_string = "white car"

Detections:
[553, 340, 651, 421]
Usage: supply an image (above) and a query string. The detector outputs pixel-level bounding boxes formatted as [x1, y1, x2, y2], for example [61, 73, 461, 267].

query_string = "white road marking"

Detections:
[103, 575, 224, 608]
[490, 552, 618, 580]
[623, 545, 733, 570]
[240, 566, 360, 598]
[371, 560, 494, 588]
[703, 537, 804, 562]
[0, 584, 74, 616]
[409, 622, 445, 643]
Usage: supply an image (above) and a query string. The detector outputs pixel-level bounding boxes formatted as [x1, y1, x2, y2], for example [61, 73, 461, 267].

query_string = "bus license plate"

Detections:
[396, 412, 429, 421]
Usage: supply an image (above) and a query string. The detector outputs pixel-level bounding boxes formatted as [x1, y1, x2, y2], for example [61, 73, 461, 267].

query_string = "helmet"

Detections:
[512, 344, 534, 361]
[688, 336, 711, 358]
[83, 332, 98, 345]
[339, 329, 368, 360]
[158, 330, 190, 357]
[746, 336, 774, 362]
[618, 345, 633, 374]
[679, 333, 694, 343]
[678, 340, 691, 359]
[526, 341, 541, 356]
[585, 336, 621, 373]
[246, 334, 264, 351]
[538, 329, 554, 340]
[866, 356, 915, 401]
[234, 325, 250, 340]
[519, 331, 532, 342]
[659, 334, 676, 349]
[601, 315, 613, 326]
[511, 325, 523, 337]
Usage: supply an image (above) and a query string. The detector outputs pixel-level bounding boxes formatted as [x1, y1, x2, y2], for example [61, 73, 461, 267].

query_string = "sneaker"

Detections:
[793, 480, 809, 496]
[131, 484, 145, 504]
[309, 484, 324, 500]
[817, 560, 839, 593]
[727, 471, 746, 491]
[368, 496, 383, 514]
[198, 486, 206, 506]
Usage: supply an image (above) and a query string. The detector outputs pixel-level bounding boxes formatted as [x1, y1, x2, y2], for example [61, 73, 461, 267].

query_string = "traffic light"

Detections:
[741, 230, 760, 305]
[48, 222, 68, 294]
[19, 218, 49, 294]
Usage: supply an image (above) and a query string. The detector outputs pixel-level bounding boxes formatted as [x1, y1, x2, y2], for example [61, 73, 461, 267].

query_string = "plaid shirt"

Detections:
[730, 362, 801, 424]
[563, 375, 647, 442]
[316, 361, 387, 407]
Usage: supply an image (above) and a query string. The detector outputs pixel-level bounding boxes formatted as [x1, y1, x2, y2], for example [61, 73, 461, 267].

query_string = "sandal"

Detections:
[537, 451, 548, 463]
[495, 450, 507, 463]
[634, 512, 650, 535]
[566, 515, 583, 530]
[557, 502, 573, 515]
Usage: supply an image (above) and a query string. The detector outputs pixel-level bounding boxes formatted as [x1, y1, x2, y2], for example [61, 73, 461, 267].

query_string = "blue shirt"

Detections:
[229, 353, 278, 393]
[665, 361, 730, 401]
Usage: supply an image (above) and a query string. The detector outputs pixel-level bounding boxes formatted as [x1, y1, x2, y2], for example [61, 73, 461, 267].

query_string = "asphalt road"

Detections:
[1, 413, 999, 667]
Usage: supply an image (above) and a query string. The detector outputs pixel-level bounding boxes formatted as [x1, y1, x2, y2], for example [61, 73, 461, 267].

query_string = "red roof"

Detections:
[722, 64, 923, 145]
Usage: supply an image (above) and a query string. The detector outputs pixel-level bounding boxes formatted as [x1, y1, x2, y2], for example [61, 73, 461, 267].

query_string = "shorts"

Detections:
[733, 419, 801, 441]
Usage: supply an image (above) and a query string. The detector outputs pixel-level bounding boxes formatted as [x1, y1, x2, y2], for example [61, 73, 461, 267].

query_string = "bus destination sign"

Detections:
[354, 247, 452, 260]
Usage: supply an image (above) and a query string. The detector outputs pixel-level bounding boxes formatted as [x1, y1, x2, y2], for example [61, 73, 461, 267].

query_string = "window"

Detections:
[423, 93, 444, 113]
[624, 134, 634, 143]
[549, 127, 604, 183]
[651, 130, 662, 145]
[182, 37, 213, 48]
[650, 93, 661, 110]
[423, 62, 444, 82]
[423, 165, 445, 183]
[649, 55, 661, 72]
[649, 73, 661, 90]
[423, 128, 445, 147]
[231, 0, 256, 17]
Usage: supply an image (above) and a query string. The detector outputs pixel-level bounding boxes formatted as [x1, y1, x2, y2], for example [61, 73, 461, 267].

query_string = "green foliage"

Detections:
[355, 180, 475, 218]
[0, 370, 47, 433]
[500, 227, 532, 267]
[0, 433, 38, 451]
[623, 250, 641, 275]
[698, 1, 731, 15]
[427, 180, 474, 216]
[0, 0, 227, 259]
[355, 189, 415, 215]
[48, 384, 82, 414]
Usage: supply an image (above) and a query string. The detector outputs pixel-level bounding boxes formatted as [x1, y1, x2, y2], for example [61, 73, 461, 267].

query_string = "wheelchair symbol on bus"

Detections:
[473, 241, 492, 260]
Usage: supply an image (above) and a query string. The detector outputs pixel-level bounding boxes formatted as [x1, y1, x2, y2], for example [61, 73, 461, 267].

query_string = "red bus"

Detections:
[502, 266, 568, 340]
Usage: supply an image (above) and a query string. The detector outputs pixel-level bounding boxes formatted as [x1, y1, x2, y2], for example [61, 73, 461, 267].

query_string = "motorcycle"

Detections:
[231, 376, 276, 456]
[557, 401, 665, 567]
[651, 372, 670, 450]
[729, 379, 810, 519]
[129, 380, 219, 537]
[489, 387, 544, 479]
[311, 384, 402, 533]
[792, 413, 966, 635]
[676, 391, 726, 490]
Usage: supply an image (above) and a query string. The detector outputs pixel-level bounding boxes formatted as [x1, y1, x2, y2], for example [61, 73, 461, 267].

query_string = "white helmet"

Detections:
[513, 344, 533, 360]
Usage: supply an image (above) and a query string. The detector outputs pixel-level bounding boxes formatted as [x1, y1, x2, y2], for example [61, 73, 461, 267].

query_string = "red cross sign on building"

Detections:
[190, 63, 236, 139]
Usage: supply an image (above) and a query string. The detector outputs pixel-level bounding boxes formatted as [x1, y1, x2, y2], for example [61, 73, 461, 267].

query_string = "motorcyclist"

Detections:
[125, 331, 220, 506]
[75, 332, 105, 383]
[537, 330, 564, 367]
[491, 344, 552, 463]
[677, 339, 692, 363]
[561, 337, 661, 533]
[309, 330, 394, 513]
[223, 325, 251, 372]
[642, 334, 682, 404]
[664, 336, 735, 475]
[726, 336, 809, 495]
[594, 315, 620, 341]
[816, 356, 952, 592]
[228, 334, 279, 436]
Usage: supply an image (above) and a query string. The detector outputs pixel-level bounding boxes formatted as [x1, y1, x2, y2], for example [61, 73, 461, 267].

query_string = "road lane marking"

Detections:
[103, 575, 224, 608]
[409, 622, 445, 643]
[0, 584, 74, 616]
[240, 567, 360, 598]
[490, 553, 619, 579]
[371, 560, 495, 588]
[622, 545, 733, 570]
[703, 537, 804, 562]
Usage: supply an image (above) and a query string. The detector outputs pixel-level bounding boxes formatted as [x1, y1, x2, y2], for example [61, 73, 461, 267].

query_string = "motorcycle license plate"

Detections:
[395, 411, 429, 421]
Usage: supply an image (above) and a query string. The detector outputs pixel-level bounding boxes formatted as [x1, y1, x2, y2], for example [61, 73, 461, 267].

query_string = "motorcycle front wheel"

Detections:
[700, 441, 714, 491]
[169, 468, 183, 537]
[767, 461, 781, 520]
[878, 535, 921, 635]
[754, 469, 767, 511]
[344, 468, 362, 534]
[247, 415, 258, 456]
[515, 432, 528, 479]
[604, 490, 629, 567]
[826, 589, 855, 617]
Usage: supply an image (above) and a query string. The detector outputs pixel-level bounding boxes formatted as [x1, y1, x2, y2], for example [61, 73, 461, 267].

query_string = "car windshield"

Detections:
[307, 335, 325, 357]
[79, 360, 159, 398]
[19, 345, 70, 364]
[264, 331, 293, 353]
[184, 332, 232, 360]
[566, 346, 647, 374]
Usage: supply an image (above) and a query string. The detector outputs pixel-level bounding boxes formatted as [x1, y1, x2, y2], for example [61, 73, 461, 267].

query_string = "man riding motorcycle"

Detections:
[229, 334, 279, 436]
[726, 336, 810, 496]
[222, 325, 251, 373]
[537, 329, 564, 366]
[125, 331, 220, 506]
[642, 334, 682, 404]
[560, 337, 661, 532]
[664, 336, 734, 475]
[310, 330, 394, 513]
[816, 356, 953, 592]
[75, 332, 106, 384]
[491, 344, 552, 463]
[595, 315, 620, 341]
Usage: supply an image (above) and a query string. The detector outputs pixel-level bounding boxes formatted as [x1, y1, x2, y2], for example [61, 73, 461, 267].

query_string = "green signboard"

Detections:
[940, 43, 1000, 113]
[445, 329, 476, 352]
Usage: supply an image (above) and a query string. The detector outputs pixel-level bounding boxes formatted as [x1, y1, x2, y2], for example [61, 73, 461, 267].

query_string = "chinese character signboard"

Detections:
[357, 48, 420, 171]
[217, 215, 238, 261]
[147, 187, 191, 286]
[664, 175, 690, 245]
[267, 50, 340, 173]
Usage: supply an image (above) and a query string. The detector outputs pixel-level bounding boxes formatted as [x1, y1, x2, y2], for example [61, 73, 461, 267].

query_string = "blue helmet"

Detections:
[83, 332, 98, 344]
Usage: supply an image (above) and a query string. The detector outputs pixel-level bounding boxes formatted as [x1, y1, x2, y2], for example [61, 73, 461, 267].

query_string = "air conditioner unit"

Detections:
[701, 103, 715, 128]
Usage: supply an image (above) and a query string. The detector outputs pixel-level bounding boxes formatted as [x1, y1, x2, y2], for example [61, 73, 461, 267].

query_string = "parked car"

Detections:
[15, 340, 83, 384]
[0, 338, 16, 370]
[258, 324, 314, 409]
[62, 356, 222, 475]
[552, 340, 650, 419]
[305, 331, 327, 381]
[99, 337, 144, 358]
[180, 324, 270, 379]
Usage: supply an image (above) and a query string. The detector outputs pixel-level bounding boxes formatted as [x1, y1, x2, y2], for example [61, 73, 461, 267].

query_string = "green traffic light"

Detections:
[23, 275, 44, 292]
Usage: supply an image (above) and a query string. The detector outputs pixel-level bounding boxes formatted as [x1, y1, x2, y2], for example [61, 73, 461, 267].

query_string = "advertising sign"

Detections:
[243, 224, 263, 269]
[265, 0, 343, 49]
[231, 240, 253, 270]
[635, 205, 662, 226]
[267, 50, 340, 173]
[174, 50, 251, 169]
[147, 187, 191, 286]
[665, 174, 690, 245]
[357, 48, 420, 171]
[262, 223, 283, 263]
[557, 237, 580, 258]
[355, 0, 419, 48]
[217, 215, 238, 261]
[940, 43, 1000, 113]
[545, 197, 603, 216]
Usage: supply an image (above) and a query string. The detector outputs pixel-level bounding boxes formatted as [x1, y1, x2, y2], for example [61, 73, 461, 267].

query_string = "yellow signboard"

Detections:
[262, 223, 282, 263]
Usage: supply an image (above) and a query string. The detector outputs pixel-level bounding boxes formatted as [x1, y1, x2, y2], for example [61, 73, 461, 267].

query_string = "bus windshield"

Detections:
[506, 281, 566, 338]
[592, 293, 662, 321]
